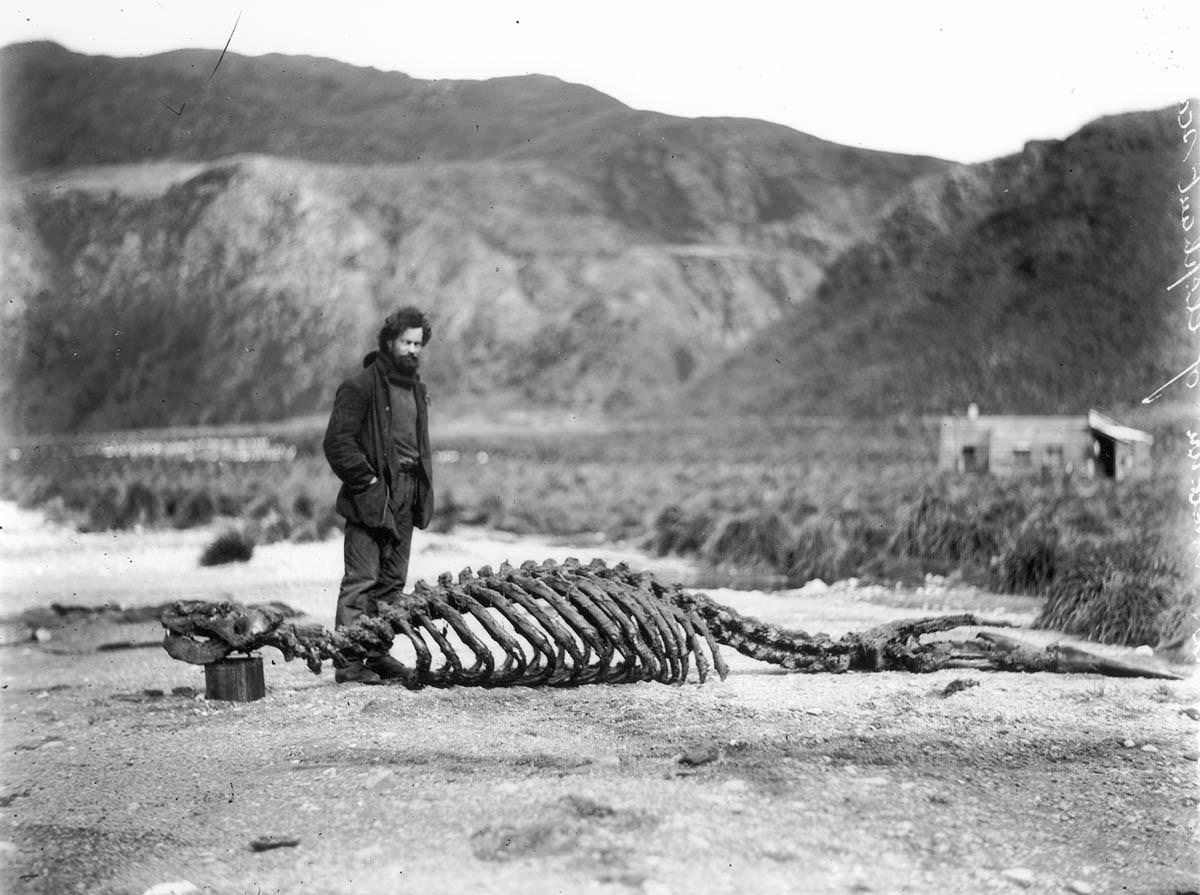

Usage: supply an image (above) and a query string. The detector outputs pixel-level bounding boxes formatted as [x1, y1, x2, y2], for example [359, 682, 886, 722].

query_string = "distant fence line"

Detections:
[3, 440, 497, 465]
[434, 449, 490, 465]
[7, 436, 298, 464]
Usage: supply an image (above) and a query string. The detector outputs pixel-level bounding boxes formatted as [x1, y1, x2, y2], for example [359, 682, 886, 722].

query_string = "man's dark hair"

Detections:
[378, 306, 433, 353]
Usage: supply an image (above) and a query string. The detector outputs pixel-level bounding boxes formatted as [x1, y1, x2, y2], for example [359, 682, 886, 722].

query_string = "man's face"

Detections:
[390, 327, 425, 364]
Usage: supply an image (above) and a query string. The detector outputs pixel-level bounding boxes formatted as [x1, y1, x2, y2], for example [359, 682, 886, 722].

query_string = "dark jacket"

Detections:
[323, 351, 434, 534]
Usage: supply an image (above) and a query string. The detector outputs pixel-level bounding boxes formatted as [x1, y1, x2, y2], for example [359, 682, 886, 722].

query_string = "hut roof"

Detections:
[1087, 410, 1154, 445]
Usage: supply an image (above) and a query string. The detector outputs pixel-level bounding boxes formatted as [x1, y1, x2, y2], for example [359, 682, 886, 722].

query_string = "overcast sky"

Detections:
[5, 0, 1197, 162]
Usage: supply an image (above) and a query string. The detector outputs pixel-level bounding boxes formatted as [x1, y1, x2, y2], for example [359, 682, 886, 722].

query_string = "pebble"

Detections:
[1068, 881, 1095, 894]
[1140, 745, 1159, 753]
[249, 836, 300, 852]
[1122, 739, 1137, 748]
[142, 883, 199, 895]
[1000, 867, 1034, 887]
[1133, 645, 1154, 656]
[940, 679, 979, 697]
[1182, 751, 1199, 762]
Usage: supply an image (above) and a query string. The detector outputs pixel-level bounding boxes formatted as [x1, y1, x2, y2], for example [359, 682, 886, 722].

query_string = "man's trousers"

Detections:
[335, 473, 416, 630]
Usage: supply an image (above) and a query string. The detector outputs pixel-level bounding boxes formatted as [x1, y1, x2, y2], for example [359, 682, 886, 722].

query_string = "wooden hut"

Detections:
[938, 408, 1153, 480]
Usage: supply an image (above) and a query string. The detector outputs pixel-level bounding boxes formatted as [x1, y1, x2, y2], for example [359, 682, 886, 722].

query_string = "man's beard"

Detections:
[392, 353, 420, 373]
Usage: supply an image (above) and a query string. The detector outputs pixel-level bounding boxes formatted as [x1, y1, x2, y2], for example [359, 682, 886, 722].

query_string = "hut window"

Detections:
[1012, 448, 1032, 468]
[1044, 445, 1064, 468]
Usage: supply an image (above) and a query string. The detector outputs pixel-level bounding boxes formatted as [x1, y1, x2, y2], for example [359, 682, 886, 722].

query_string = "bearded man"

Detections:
[322, 306, 435, 684]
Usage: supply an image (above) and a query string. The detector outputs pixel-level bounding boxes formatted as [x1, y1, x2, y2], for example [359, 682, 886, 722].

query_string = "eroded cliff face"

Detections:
[691, 105, 1193, 418]
[1, 151, 877, 433]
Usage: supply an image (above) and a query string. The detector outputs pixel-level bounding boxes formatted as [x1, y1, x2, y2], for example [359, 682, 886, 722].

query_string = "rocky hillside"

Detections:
[686, 105, 1194, 419]
[0, 42, 948, 434]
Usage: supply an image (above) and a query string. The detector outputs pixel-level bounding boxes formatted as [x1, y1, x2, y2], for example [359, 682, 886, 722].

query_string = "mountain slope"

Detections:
[0, 40, 945, 246]
[0, 154, 871, 432]
[686, 105, 1192, 418]
[0, 44, 954, 434]
[503, 108, 949, 244]
[0, 41, 624, 172]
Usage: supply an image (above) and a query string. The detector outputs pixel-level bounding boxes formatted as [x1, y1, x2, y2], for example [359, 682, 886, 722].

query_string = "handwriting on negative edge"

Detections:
[1142, 98, 1199, 405]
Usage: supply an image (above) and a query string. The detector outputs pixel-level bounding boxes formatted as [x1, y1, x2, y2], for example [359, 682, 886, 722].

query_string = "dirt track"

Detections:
[1, 505, 1197, 895]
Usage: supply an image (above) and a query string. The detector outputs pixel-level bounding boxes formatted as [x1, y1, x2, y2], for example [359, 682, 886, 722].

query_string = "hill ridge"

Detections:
[1, 42, 1176, 433]
[684, 103, 1188, 418]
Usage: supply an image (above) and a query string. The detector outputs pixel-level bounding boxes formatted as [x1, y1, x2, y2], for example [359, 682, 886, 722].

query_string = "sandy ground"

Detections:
[1, 502, 1198, 895]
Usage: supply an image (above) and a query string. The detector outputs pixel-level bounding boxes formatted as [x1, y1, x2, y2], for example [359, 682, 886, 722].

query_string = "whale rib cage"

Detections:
[160, 558, 1181, 685]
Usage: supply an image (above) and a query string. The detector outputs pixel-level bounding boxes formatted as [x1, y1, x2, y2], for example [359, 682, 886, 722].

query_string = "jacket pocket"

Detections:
[352, 478, 390, 529]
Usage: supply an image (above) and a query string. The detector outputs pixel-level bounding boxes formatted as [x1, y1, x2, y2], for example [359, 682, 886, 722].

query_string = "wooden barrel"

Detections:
[204, 655, 266, 702]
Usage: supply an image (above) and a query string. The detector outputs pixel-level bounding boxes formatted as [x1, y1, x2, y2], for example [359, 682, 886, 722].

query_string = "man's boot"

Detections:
[334, 662, 383, 685]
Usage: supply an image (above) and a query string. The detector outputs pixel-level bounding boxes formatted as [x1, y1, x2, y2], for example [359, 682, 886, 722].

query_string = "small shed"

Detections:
[938, 408, 1153, 480]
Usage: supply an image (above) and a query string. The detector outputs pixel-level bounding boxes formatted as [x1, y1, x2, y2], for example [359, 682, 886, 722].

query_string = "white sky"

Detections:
[5, 0, 1198, 162]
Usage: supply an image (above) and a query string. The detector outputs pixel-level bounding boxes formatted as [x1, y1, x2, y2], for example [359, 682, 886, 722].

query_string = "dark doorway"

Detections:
[1094, 434, 1116, 478]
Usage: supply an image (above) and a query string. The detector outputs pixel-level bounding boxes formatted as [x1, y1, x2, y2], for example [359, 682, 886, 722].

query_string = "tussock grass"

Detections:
[647, 506, 716, 559]
[173, 489, 217, 528]
[987, 525, 1060, 594]
[2, 415, 1192, 647]
[785, 510, 890, 584]
[702, 512, 792, 571]
[888, 487, 1024, 566]
[199, 528, 256, 566]
[1035, 541, 1192, 647]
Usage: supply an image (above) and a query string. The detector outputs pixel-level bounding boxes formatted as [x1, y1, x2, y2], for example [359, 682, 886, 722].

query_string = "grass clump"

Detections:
[647, 506, 716, 558]
[173, 488, 217, 529]
[1035, 540, 1191, 647]
[987, 524, 1060, 594]
[2, 415, 1193, 649]
[702, 511, 792, 571]
[199, 528, 256, 566]
[785, 510, 888, 583]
